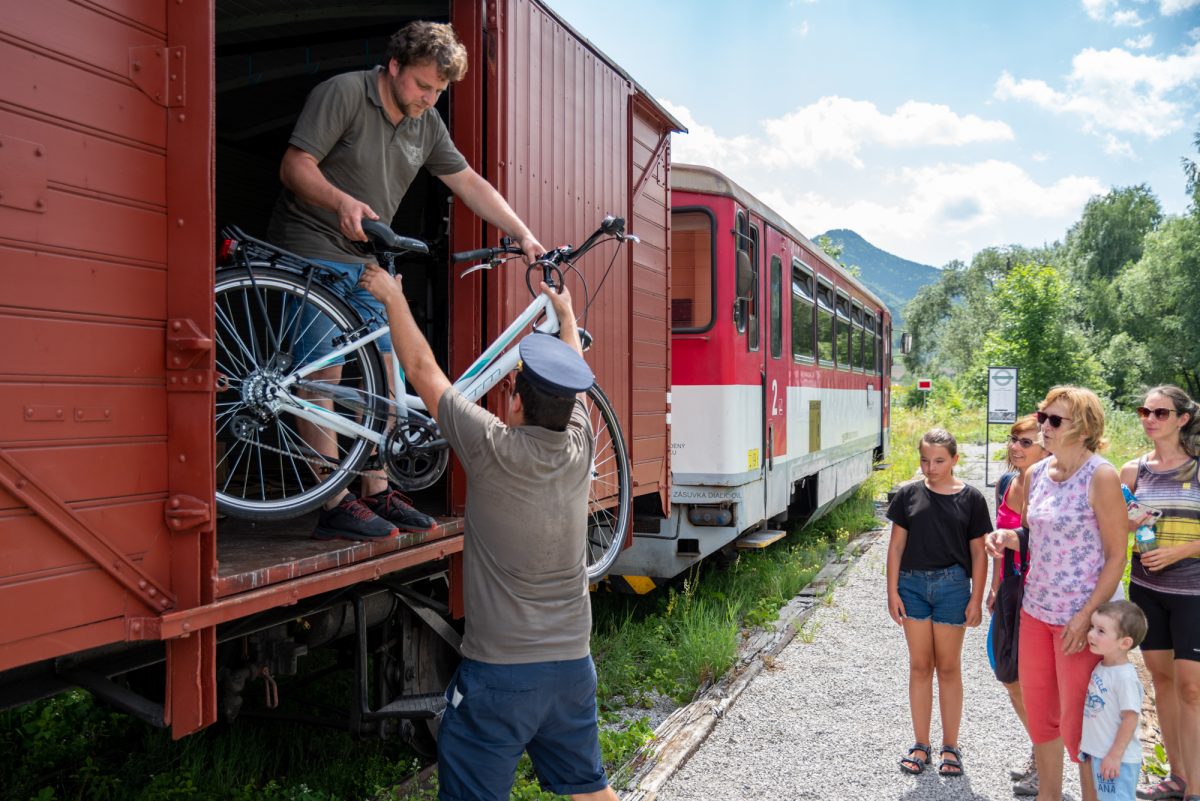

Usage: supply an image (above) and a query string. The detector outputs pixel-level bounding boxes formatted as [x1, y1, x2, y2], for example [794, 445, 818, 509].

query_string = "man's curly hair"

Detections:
[386, 21, 468, 82]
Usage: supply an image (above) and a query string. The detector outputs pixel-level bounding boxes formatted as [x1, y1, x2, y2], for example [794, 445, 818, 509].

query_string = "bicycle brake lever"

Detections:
[459, 261, 495, 279]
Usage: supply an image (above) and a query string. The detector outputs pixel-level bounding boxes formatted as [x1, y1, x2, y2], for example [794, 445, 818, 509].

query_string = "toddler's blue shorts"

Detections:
[1080, 753, 1139, 801]
[437, 655, 608, 801]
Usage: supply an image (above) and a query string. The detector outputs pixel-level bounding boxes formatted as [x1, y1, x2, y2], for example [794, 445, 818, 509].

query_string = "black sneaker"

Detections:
[313, 493, 399, 541]
[362, 489, 437, 532]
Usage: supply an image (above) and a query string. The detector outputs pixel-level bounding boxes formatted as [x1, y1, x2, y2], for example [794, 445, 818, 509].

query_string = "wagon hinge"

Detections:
[631, 129, 670, 202]
[0, 450, 177, 613]
[129, 45, 185, 108]
[164, 494, 211, 532]
[166, 318, 213, 391]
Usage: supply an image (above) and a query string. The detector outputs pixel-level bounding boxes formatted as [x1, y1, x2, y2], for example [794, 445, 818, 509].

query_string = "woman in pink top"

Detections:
[987, 413, 1048, 796]
[987, 386, 1127, 801]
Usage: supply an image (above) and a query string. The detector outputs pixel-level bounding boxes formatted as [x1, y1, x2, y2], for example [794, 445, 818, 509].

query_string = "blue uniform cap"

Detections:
[517, 333, 594, 397]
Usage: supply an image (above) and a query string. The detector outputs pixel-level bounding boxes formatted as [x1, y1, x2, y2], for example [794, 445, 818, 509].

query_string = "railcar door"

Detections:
[0, 0, 215, 735]
[761, 226, 789, 518]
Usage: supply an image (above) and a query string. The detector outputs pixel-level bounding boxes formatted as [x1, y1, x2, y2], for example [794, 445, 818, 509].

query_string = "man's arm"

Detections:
[279, 146, 379, 242]
[439, 167, 545, 260]
[539, 281, 582, 356]
[359, 266, 452, 420]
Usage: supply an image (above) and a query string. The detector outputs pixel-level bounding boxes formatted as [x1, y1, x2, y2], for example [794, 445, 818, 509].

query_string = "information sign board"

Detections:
[987, 367, 1018, 424]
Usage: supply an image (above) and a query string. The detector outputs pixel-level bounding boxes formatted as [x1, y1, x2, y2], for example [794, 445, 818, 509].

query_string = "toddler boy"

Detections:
[1080, 599, 1149, 801]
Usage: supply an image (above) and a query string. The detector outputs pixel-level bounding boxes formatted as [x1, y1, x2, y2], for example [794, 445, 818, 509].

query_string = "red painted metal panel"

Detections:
[162, 0, 215, 738]
[0, 0, 175, 659]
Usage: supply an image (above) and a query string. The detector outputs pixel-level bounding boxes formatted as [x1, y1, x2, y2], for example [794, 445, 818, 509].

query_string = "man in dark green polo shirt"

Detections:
[268, 21, 546, 541]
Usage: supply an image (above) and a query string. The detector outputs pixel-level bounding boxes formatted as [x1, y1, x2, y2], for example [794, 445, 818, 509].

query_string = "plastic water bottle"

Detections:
[1121, 484, 1137, 505]
[1135, 525, 1158, 552]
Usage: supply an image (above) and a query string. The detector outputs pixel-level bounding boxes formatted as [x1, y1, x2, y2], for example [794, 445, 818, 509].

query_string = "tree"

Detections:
[1184, 128, 1200, 215]
[965, 261, 1106, 413]
[1115, 215, 1200, 397]
[1064, 185, 1162, 338]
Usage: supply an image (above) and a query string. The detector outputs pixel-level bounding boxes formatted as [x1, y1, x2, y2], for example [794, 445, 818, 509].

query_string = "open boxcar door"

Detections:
[0, 0, 215, 736]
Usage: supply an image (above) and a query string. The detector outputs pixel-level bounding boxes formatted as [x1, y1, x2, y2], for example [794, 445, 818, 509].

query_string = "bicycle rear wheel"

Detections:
[214, 266, 388, 520]
[583, 384, 631, 581]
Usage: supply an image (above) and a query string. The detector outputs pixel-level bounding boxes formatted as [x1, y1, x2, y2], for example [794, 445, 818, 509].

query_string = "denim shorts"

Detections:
[1080, 754, 1139, 801]
[437, 655, 608, 801]
[292, 259, 393, 367]
[897, 564, 971, 625]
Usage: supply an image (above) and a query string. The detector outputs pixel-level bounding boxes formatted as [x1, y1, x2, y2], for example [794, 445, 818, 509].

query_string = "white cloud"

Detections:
[1112, 8, 1147, 24]
[994, 43, 1200, 139]
[794, 21, 810, 37]
[757, 161, 1104, 266]
[1083, 0, 1115, 20]
[1103, 134, 1137, 157]
[1161, 0, 1200, 13]
[1124, 33, 1155, 48]
[662, 100, 1103, 266]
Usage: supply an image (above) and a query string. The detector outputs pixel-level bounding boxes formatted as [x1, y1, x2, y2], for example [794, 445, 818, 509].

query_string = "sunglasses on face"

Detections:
[1136, 406, 1176, 421]
[1008, 435, 1036, 448]
[1036, 411, 1072, 428]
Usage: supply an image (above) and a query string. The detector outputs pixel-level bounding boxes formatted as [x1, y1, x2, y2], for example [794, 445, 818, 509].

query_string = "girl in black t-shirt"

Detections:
[886, 428, 991, 779]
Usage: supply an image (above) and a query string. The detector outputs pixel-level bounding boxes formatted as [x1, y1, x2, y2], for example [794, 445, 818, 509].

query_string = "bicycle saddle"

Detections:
[360, 220, 430, 255]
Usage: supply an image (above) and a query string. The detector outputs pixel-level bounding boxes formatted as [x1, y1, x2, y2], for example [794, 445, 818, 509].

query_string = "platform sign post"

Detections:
[985, 367, 1018, 487]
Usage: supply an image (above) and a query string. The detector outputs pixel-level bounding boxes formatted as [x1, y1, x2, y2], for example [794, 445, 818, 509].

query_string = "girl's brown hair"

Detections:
[920, 428, 958, 457]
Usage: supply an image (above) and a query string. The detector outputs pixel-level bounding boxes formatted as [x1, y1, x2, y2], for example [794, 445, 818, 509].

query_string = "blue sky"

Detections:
[546, 0, 1200, 267]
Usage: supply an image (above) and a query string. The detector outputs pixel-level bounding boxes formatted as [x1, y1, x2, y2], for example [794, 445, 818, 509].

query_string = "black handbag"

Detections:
[990, 526, 1030, 684]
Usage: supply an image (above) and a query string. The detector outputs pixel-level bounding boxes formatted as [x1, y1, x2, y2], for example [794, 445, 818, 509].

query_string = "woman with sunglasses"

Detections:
[987, 414, 1048, 796]
[1121, 386, 1200, 801]
[986, 386, 1128, 801]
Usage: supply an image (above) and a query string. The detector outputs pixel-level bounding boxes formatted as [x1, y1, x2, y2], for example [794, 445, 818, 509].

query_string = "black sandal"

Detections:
[939, 745, 964, 777]
[899, 742, 932, 775]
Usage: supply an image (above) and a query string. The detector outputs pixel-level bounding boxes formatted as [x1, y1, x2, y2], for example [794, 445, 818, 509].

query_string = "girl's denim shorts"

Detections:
[897, 564, 970, 625]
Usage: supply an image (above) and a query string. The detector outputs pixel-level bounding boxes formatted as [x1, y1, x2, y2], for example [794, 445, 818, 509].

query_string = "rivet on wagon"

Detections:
[148, 588, 157, 597]
[35, 147, 44, 157]
[173, 356, 181, 365]
[177, 218, 184, 227]
[15, 479, 25, 489]
[177, 114, 186, 123]
[35, 199, 44, 208]
[172, 320, 181, 331]
[181, 375, 190, 384]
[175, 96, 183, 104]
[160, 598, 169, 607]
[104, 409, 111, 417]
[139, 580, 147, 589]
[173, 519, 181, 527]
[131, 621, 141, 632]
[132, 61, 141, 72]
[175, 50, 182, 58]
[155, 94, 162, 101]
[25, 408, 32, 417]
[170, 377, 178, 384]
[56, 409, 63, 418]
[181, 621, 191, 631]
[171, 498, 180, 509]
[178, 454, 186, 462]
[170, 73, 176, 81]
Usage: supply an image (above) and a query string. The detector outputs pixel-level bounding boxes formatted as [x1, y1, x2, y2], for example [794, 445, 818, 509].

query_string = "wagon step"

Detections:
[375, 692, 446, 719]
[735, 528, 787, 549]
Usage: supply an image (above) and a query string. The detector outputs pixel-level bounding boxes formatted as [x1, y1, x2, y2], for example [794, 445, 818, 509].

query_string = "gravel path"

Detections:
[654, 444, 1088, 801]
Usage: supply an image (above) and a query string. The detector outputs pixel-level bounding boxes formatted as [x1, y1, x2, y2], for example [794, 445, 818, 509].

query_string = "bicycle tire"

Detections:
[583, 384, 631, 581]
[214, 266, 388, 520]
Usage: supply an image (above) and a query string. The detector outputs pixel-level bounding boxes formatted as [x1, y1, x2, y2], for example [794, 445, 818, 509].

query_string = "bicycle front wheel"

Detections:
[583, 384, 631, 581]
[214, 266, 388, 520]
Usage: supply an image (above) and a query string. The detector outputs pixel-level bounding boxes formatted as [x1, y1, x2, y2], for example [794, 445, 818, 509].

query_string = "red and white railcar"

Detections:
[611, 164, 893, 588]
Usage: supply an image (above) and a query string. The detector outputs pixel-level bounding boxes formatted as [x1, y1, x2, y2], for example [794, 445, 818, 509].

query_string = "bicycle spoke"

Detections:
[215, 300, 257, 374]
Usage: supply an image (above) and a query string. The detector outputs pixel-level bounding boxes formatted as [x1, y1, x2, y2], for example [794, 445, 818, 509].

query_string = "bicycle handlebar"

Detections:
[451, 215, 632, 266]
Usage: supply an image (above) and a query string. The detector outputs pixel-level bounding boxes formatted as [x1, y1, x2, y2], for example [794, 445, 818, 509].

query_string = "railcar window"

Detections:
[748, 225, 760, 352]
[836, 292, 852, 369]
[791, 261, 815, 361]
[670, 209, 715, 332]
[769, 255, 782, 358]
[734, 211, 748, 335]
[851, 302, 864, 371]
[816, 281, 835, 364]
[865, 313, 877, 374]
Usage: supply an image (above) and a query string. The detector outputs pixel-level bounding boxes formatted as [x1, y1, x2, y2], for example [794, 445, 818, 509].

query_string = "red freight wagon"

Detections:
[0, 0, 680, 743]
[609, 164, 893, 590]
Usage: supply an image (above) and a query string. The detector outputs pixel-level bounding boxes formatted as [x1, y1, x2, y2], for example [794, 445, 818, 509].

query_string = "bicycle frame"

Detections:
[275, 285, 561, 449]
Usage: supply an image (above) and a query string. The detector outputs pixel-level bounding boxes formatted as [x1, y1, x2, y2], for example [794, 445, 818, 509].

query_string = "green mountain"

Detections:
[818, 228, 941, 335]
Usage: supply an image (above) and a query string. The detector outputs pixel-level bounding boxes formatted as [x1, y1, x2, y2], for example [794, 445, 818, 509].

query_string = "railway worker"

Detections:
[268, 20, 546, 541]
[986, 386, 1128, 801]
[361, 265, 619, 801]
[886, 428, 991, 779]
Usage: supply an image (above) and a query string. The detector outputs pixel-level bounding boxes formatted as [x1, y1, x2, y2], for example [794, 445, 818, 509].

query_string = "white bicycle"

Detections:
[213, 216, 635, 579]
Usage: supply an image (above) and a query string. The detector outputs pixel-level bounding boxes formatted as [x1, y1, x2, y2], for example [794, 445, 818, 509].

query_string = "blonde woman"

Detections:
[986, 386, 1127, 801]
